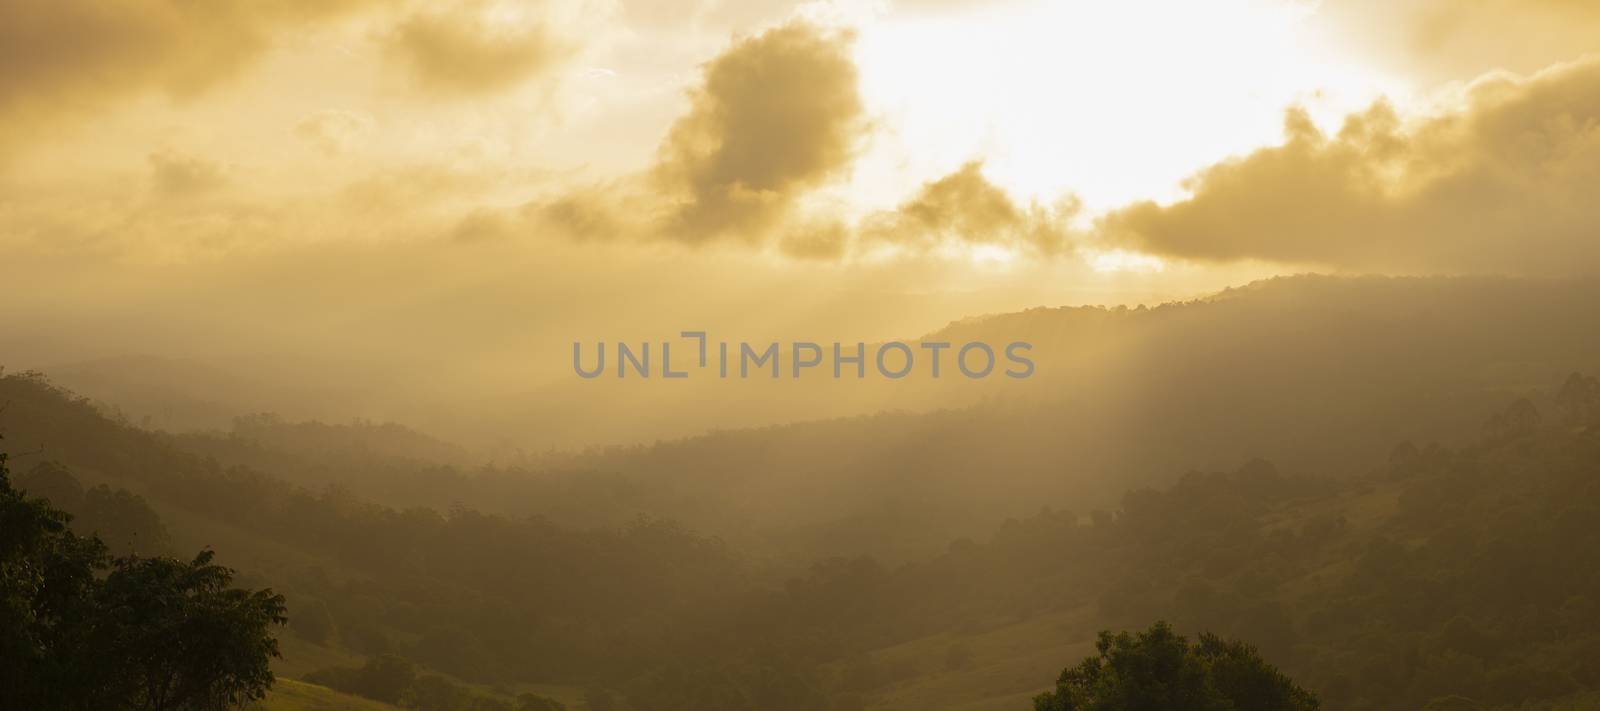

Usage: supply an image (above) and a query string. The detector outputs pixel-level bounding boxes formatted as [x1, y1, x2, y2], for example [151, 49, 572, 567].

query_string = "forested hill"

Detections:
[101, 277, 1600, 568]
[5, 369, 1600, 710]
[327, 277, 1600, 559]
[42, 275, 1600, 462]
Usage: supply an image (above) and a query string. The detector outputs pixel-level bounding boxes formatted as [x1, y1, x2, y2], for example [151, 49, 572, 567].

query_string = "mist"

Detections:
[8, 1, 1600, 710]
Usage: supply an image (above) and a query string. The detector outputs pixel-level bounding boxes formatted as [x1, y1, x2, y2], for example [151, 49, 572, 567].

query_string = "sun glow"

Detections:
[850, 0, 1410, 214]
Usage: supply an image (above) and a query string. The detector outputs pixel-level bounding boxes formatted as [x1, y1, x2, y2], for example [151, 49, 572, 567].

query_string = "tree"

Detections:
[0, 444, 287, 710]
[84, 551, 287, 709]
[1033, 621, 1319, 711]
[0, 448, 106, 710]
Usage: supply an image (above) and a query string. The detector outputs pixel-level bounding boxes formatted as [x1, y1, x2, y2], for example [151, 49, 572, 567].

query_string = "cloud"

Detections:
[777, 219, 850, 260]
[383, 6, 568, 97]
[527, 24, 1089, 262]
[534, 159, 1088, 261]
[652, 20, 867, 243]
[529, 19, 870, 249]
[293, 110, 372, 156]
[1102, 57, 1600, 274]
[0, 0, 377, 151]
[449, 208, 513, 244]
[861, 161, 1080, 256]
[337, 163, 507, 216]
[1314, 0, 1600, 82]
[531, 185, 635, 243]
[148, 150, 229, 198]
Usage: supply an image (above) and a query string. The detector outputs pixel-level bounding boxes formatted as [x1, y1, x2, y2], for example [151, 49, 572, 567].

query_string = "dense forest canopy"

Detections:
[47, 275, 1594, 567]
[5, 356, 1600, 709]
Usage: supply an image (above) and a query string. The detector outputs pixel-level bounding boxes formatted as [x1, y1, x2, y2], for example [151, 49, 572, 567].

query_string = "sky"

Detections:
[3, 0, 1600, 444]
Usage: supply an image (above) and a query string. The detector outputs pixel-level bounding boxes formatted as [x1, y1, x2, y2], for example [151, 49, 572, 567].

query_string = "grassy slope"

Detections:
[253, 678, 402, 711]
[860, 607, 1097, 711]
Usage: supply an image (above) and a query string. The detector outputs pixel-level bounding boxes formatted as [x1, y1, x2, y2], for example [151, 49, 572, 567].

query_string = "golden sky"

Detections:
[3, 0, 1600, 443]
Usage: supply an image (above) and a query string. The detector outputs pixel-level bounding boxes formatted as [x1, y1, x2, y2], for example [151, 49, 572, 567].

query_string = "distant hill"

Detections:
[32, 275, 1600, 561]
[42, 354, 385, 434]
[33, 275, 1600, 458]
[468, 275, 1600, 558]
[6, 367, 1600, 709]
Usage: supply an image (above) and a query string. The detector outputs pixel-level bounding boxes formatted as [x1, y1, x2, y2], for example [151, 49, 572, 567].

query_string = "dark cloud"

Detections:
[0, 0, 377, 150]
[522, 21, 1091, 262]
[1103, 58, 1600, 274]
[652, 20, 868, 243]
[777, 219, 850, 260]
[383, 7, 567, 97]
[531, 186, 633, 243]
[527, 21, 1083, 262]
[861, 161, 1080, 256]
[527, 19, 871, 251]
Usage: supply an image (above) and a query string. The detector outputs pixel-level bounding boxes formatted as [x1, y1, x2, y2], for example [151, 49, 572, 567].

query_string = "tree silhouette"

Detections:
[1034, 621, 1318, 711]
[0, 444, 286, 710]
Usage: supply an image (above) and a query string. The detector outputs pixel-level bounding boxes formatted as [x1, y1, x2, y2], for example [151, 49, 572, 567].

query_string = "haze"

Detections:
[5, 2, 1600, 709]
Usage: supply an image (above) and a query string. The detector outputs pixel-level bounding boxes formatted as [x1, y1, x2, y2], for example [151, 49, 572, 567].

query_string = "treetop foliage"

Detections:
[0, 440, 287, 711]
[1034, 621, 1319, 711]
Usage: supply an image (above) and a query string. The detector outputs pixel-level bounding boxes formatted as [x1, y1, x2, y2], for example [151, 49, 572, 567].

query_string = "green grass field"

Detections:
[850, 607, 1095, 710]
[251, 678, 402, 711]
